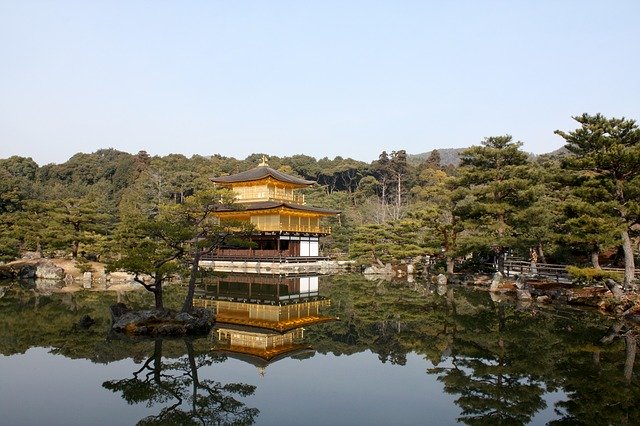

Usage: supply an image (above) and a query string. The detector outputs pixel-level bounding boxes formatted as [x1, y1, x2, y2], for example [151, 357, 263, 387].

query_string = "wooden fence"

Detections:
[502, 260, 571, 283]
[502, 259, 639, 283]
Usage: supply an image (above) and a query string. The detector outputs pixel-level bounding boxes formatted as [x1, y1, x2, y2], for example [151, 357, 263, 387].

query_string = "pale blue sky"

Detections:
[1, 1, 638, 165]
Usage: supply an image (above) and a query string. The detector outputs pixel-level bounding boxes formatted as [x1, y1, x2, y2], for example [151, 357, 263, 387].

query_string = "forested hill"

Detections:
[1, 114, 639, 284]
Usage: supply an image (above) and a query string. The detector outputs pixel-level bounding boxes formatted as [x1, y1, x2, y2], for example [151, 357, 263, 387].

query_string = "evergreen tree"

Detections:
[45, 194, 112, 258]
[455, 136, 531, 272]
[511, 159, 566, 264]
[409, 166, 462, 273]
[108, 217, 191, 309]
[556, 113, 640, 289]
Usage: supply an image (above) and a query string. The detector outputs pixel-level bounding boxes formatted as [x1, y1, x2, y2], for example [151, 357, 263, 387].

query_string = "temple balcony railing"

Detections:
[252, 224, 332, 234]
[234, 190, 305, 204]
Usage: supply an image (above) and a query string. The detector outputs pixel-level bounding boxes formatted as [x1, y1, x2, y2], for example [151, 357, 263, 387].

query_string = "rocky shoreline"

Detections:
[362, 263, 640, 322]
[446, 271, 640, 322]
[4, 256, 639, 326]
[0, 256, 147, 293]
[0, 256, 216, 337]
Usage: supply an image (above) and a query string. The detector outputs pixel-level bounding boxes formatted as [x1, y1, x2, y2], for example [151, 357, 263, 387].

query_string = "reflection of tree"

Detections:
[429, 301, 549, 425]
[103, 338, 259, 425]
[316, 276, 581, 424]
[374, 314, 407, 365]
[433, 354, 546, 425]
[312, 276, 450, 363]
[550, 324, 640, 425]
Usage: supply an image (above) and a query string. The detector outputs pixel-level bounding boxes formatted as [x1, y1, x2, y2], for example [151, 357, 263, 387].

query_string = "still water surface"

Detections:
[1, 274, 638, 425]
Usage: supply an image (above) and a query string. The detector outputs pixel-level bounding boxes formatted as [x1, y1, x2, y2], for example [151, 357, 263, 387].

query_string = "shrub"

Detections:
[75, 257, 94, 274]
[566, 266, 622, 286]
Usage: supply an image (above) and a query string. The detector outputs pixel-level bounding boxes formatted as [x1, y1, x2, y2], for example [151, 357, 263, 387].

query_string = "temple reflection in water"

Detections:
[194, 274, 335, 372]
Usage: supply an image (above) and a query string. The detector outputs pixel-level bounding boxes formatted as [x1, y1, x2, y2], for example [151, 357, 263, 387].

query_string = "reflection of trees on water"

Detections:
[312, 275, 640, 425]
[549, 323, 640, 425]
[430, 350, 547, 425]
[2, 275, 640, 424]
[428, 299, 549, 425]
[102, 338, 259, 425]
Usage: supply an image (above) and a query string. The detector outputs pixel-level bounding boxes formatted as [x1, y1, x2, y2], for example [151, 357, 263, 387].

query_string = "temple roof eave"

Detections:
[216, 201, 340, 216]
[211, 165, 315, 187]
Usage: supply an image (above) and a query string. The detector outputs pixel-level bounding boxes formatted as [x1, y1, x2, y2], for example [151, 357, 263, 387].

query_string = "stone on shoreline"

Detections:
[363, 263, 394, 276]
[36, 261, 65, 280]
[0, 258, 64, 281]
[110, 303, 215, 336]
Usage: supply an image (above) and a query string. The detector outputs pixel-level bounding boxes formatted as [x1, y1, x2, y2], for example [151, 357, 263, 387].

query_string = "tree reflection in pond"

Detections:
[309, 275, 640, 425]
[2, 275, 640, 425]
[103, 338, 259, 425]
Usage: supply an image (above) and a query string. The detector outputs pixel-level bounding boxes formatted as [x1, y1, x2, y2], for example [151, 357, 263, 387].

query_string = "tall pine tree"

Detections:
[556, 113, 640, 289]
[455, 136, 531, 272]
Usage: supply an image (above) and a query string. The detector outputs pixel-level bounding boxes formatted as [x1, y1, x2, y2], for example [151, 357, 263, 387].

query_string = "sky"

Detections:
[1, 1, 639, 166]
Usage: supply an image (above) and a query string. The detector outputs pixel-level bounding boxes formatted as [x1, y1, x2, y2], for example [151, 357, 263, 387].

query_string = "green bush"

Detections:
[566, 266, 622, 286]
[75, 257, 94, 274]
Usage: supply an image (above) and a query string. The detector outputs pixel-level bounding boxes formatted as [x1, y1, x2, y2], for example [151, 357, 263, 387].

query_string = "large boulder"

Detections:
[363, 263, 394, 276]
[110, 302, 131, 323]
[112, 308, 174, 333]
[490, 272, 504, 292]
[35, 260, 65, 280]
[19, 264, 37, 279]
[0, 261, 36, 279]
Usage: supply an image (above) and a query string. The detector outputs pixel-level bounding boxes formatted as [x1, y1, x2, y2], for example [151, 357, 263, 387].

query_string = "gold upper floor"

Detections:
[231, 180, 305, 204]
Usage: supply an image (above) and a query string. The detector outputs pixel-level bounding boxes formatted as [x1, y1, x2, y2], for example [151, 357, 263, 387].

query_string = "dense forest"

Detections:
[1, 113, 638, 287]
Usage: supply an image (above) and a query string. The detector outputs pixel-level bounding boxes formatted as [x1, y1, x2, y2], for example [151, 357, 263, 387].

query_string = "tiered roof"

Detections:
[216, 201, 339, 215]
[211, 164, 314, 187]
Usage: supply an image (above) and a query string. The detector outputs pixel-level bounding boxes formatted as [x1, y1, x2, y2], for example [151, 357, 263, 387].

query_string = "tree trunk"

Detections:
[496, 249, 505, 274]
[621, 229, 636, 290]
[446, 257, 454, 274]
[624, 332, 637, 383]
[591, 247, 601, 269]
[601, 321, 624, 344]
[606, 279, 624, 300]
[181, 250, 201, 313]
[154, 276, 164, 309]
[537, 242, 547, 264]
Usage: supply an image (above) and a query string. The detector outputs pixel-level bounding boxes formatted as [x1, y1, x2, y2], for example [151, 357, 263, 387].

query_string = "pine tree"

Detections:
[556, 113, 640, 289]
[455, 136, 531, 272]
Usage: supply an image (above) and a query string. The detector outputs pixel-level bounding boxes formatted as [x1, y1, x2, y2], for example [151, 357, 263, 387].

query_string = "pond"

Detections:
[1, 274, 638, 425]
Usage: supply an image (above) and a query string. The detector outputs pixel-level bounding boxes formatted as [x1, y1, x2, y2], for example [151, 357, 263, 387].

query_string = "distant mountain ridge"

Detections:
[409, 148, 467, 167]
[409, 146, 570, 167]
